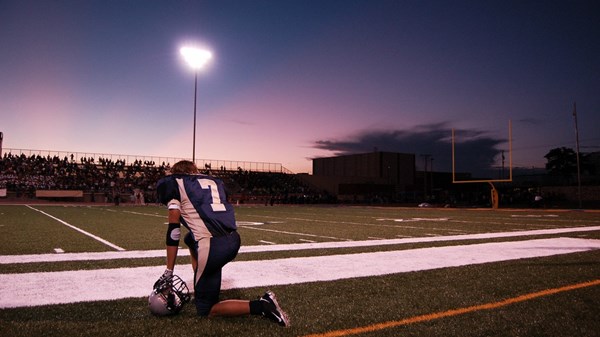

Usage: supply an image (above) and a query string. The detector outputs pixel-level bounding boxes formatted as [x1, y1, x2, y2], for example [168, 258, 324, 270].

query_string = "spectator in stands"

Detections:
[0, 152, 327, 204]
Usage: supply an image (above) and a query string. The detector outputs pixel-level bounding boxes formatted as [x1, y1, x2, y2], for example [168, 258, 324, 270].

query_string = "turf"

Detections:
[0, 204, 599, 337]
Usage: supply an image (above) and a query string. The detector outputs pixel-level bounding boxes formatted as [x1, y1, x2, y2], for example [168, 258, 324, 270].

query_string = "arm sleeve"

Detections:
[167, 199, 181, 211]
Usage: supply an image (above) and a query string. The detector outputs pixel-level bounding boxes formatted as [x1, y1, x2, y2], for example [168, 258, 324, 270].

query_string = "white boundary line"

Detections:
[1, 225, 600, 264]
[26, 205, 125, 251]
[1, 237, 599, 308]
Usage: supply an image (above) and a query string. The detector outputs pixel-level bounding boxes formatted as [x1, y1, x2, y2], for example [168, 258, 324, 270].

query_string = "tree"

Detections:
[544, 147, 577, 182]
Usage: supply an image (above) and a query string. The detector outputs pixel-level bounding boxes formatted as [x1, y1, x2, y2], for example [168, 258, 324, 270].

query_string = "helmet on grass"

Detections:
[148, 274, 191, 316]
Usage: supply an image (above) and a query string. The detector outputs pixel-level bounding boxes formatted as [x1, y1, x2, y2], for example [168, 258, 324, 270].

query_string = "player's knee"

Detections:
[195, 299, 216, 316]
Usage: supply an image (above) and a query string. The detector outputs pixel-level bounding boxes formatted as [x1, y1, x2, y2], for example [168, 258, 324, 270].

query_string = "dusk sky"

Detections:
[1, 0, 599, 175]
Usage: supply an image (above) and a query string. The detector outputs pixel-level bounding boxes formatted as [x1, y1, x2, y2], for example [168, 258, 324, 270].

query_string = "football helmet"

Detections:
[148, 274, 191, 316]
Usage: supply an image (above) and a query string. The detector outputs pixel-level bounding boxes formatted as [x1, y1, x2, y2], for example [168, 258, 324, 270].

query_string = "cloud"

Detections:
[312, 123, 506, 177]
[228, 118, 255, 126]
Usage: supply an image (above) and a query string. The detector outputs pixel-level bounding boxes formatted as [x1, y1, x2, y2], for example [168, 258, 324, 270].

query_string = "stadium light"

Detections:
[180, 46, 213, 162]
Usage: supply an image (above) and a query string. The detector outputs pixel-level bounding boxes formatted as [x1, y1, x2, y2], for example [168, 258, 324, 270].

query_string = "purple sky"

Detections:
[1, 0, 599, 175]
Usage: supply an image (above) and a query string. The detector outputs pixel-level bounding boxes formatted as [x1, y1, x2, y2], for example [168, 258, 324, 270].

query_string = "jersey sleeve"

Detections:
[156, 176, 180, 206]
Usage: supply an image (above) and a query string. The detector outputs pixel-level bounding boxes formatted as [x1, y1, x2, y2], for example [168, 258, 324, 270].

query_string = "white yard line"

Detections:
[376, 217, 449, 222]
[1, 237, 599, 308]
[242, 225, 353, 241]
[121, 210, 164, 218]
[26, 205, 125, 251]
[2, 225, 600, 264]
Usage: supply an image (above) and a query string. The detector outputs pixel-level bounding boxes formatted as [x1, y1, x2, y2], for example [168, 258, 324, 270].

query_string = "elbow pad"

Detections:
[166, 223, 181, 246]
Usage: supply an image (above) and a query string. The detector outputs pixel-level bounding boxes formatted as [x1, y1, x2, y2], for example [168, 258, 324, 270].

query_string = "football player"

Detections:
[154, 160, 289, 326]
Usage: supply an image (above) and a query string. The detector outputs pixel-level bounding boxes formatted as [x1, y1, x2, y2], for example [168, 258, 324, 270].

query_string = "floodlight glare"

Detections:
[180, 47, 212, 70]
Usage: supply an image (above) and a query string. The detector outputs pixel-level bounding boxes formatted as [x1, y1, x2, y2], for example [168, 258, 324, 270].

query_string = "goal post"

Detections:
[451, 120, 513, 208]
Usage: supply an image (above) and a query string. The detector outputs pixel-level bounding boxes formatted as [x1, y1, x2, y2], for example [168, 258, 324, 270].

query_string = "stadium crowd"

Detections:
[0, 152, 327, 204]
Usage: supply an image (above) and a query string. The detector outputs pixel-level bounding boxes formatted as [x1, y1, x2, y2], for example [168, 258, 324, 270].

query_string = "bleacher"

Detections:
[0, 150, 332, 204]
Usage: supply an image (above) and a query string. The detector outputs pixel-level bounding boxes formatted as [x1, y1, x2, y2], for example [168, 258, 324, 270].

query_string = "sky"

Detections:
[1, 0, 599, 176]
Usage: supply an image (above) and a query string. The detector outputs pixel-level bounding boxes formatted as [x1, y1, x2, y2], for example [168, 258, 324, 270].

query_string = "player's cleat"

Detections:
[259, 290, 290, 327]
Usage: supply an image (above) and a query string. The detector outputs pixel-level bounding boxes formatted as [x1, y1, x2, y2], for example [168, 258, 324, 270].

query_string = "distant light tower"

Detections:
[180, 46, 212, 163]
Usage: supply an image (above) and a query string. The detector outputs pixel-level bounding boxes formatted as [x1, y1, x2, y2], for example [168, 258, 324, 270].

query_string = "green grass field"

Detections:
[0, 204, 599, 337]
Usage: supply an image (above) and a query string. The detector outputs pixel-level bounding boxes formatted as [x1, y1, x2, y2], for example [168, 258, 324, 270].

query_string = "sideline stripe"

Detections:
[303, 279, 600, 337]
[2, 237, 599, 308]
[2, 225, 600, 264]
[26, 205, 125, 251]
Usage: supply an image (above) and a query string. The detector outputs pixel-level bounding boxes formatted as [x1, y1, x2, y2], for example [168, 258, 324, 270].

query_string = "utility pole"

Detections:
[420, 154, 430, 201]
[501, 150, 505, 179]
[430, 157, 434, 196]
[573, 102, 582, 209]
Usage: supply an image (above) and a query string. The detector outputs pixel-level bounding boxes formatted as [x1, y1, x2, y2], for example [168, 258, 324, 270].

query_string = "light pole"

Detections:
[180, 46, 212, 163]
[573, 102, 582, 209]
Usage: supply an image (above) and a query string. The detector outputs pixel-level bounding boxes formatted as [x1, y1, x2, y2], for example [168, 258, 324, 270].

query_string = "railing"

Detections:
[1, 148, 294, 174]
